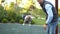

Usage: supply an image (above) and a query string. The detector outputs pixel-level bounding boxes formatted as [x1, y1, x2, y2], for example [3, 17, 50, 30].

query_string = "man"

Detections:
[37, 0, 58, 34]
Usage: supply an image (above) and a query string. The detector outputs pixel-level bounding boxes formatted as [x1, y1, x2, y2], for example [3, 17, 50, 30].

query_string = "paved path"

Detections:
[0, 23, 60, 34]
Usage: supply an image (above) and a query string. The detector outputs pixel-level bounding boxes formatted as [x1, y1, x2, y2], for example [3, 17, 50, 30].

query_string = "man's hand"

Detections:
[43, 24, 48, 30]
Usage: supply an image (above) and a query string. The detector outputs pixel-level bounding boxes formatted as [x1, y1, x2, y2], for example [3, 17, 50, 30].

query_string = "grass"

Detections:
[32, 18, 45, 25]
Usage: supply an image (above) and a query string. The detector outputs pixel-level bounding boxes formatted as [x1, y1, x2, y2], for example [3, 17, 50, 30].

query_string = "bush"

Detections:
[1, 18, 8, 23]
[19, 19, 23, 24]
[58, 9, 60, 17]
[31, 20, 35, 24]
[10, 19, 15, 23]
[15, 15, 22, 22]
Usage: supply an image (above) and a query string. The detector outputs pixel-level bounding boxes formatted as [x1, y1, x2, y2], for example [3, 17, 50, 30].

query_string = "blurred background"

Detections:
[0, 0, 60, 25]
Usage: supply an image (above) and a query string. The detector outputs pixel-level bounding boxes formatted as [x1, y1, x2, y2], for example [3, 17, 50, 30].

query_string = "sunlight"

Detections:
[5, 0, 16, 6]
[59, 0, 60, 9]
[1, 0, 60, 9]
[46, 0, 55, 7]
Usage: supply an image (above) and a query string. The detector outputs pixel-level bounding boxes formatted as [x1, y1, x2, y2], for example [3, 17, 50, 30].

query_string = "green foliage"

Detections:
[0, 4, 45, 25]
[10, 19, 15, 23]
[19, 19, 23, 24]
[0, 5, 7, 22]
[1, 18, 8, 23]
[31, 19, 35, 24]
[58, 9, 60, 17]
[0, 1, 46, 25]
[30, 8, 46, 18]
[32, 18, 45, 25]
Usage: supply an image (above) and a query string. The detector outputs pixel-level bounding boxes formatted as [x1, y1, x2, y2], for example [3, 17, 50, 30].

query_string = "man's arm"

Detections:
[45, 4, 53, 24]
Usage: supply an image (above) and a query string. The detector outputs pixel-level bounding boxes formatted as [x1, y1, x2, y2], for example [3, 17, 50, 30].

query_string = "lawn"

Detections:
[32, 18, 45, 25]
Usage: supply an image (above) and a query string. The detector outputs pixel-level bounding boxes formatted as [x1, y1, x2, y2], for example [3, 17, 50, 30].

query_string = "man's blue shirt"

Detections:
[45, 4, 53, 24]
